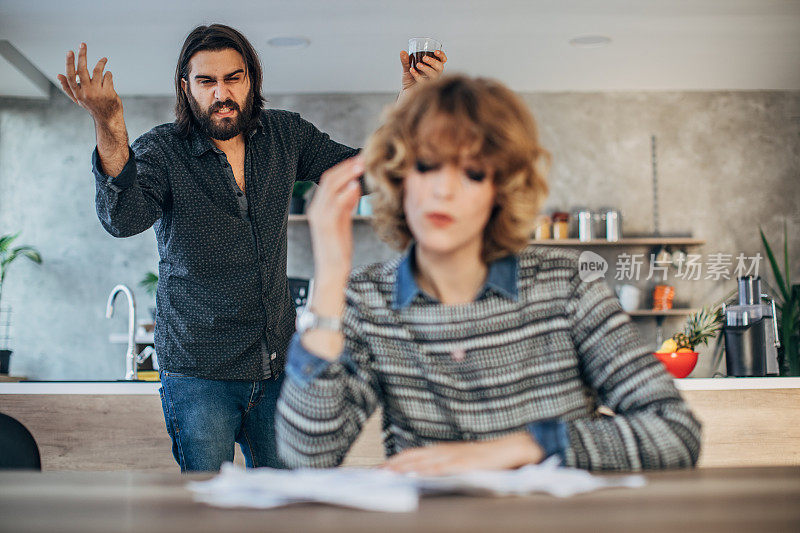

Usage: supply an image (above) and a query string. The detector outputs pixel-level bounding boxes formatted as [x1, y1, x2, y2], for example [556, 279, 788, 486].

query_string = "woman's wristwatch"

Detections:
[296, 307, 342, 335]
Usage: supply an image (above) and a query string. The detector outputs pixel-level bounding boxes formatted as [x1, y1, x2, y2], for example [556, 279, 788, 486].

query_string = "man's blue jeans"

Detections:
[158, 370, 286, 472]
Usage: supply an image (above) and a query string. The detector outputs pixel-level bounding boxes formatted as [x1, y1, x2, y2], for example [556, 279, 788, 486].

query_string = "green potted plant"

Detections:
[139, 271, 158, 322]
[0, 233, 42, 374]
[760, 222, 800, 376]
[289, 181, 314, 214]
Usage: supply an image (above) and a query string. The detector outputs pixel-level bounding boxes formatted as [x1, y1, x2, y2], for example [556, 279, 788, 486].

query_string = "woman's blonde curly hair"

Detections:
[363, 74, 550, 263]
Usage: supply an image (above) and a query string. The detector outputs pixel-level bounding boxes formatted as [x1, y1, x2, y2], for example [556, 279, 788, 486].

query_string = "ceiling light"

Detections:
[267, 37, 311, 48]
[569, 35, 612, 48]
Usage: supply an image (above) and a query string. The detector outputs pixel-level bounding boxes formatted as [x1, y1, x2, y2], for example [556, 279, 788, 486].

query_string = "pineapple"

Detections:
[672, 332, 692, 350]
[671, 307, 723, 352]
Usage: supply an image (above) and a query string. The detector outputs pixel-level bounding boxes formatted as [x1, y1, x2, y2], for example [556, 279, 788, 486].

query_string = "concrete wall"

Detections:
[0, 89, 798, 380]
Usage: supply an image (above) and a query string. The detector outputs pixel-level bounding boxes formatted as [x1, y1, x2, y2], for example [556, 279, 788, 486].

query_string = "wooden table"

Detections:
[1, 467, 798, 533]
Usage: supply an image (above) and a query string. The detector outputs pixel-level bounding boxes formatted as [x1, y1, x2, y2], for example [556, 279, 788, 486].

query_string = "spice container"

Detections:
[576, 209, 595, 242]
[534, 215, 551, 240]
[652, 285, 675, 311]
[602, 208, 622, 242]
[552, 212, 570, 240]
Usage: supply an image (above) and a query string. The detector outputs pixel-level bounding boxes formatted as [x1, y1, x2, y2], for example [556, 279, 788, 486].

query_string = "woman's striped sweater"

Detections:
[276, 245, 701, 471]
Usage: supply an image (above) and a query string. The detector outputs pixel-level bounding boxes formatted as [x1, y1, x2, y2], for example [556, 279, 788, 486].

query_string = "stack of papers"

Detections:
[187, 457, 646, 512]
[189, 466, 419, 512]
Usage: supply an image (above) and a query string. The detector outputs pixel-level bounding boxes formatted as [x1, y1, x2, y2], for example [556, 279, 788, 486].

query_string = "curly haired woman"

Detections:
[276, 75, 701, 474]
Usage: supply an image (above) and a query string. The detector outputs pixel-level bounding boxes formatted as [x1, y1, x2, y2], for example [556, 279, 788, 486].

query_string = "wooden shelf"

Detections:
[288, 215, 704, 248]
[289, 214, 371, 221]
[530, 238, 705, 247]
[628, 309, 697, 317]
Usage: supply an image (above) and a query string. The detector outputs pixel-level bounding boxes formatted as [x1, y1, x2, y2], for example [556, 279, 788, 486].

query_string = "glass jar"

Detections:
[552, 212, 570, 240]
[534, 215, 551, 240]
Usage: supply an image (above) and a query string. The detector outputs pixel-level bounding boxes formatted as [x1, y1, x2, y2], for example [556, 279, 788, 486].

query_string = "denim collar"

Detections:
[392, 245, 519, 310]
[188, 115, 262, 157]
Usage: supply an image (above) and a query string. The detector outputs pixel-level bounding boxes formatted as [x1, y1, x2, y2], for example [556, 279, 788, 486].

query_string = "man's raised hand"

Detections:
[58, 43, 129, 175]
[57, 43, 122, 124]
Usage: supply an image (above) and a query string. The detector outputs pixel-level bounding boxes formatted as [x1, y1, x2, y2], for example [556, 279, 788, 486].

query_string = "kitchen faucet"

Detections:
[105, 284, 149, 380]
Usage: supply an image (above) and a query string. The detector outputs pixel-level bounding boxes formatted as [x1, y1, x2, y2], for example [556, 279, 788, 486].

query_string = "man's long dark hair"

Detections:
[174, 24, 265, 138]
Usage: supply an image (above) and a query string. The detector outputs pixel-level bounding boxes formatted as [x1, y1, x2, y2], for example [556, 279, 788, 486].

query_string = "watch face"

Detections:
[296, 310, 308, 330]
[297, 309, 314, 333]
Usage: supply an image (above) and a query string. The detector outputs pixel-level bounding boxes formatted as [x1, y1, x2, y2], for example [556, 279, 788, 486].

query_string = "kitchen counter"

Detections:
[1, 377, 799, 470]
[675, 377, 800, 389]
[0, 381, 160, 394]
[2, 377, 799, 394]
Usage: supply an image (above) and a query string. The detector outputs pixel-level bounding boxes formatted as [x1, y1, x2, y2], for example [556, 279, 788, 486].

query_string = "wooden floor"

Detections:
[0, 387, 798, 470]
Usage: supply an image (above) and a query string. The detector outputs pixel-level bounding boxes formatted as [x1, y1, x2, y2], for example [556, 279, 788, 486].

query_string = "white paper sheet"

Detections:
[187, 457, 646, 512]
[188, 464, 419, 512]
[415, 457, 647, 498]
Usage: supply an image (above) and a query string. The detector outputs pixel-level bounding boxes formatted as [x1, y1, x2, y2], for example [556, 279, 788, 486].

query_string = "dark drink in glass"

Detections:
[409, 51, 438, 71]
[408, 38, 442, 72]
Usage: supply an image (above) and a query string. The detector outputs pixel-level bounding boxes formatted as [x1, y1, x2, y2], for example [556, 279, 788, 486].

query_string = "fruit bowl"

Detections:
[654, 351, 698, 378]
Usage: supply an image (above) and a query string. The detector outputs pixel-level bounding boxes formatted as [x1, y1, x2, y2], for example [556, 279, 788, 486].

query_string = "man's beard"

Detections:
[186, 88, 253, 141]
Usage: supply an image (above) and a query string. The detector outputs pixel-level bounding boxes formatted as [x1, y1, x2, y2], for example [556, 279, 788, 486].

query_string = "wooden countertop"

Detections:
[2, 377, 799, 395]
[0, 466, 798, 533]
[2, 379, 798, 471]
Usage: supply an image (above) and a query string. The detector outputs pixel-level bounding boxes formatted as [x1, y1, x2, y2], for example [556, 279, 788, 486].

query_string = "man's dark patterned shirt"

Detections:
[92, 110, 358, 380]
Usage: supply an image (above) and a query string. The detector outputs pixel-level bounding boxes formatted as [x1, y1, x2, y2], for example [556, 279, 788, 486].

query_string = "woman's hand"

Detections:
[306, 156, 363, 288]
[300, 156, 363, 361]
[381, 432, 544, 476]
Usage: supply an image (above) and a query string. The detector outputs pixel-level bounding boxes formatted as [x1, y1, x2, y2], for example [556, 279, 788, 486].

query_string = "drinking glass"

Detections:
[408, 37, 443, 71]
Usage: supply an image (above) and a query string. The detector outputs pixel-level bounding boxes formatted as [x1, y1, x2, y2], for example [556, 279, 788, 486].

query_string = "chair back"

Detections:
[0, 412, 41, 470]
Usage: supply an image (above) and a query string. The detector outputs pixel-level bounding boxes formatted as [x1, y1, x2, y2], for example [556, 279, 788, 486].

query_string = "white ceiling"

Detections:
[0, 57, 48, 98]
[1, 0, 799, 99]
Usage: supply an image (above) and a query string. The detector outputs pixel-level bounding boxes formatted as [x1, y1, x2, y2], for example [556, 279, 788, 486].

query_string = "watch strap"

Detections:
[297, 308, 342, 334]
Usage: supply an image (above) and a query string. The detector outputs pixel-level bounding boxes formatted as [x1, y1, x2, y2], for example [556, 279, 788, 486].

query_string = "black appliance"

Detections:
[723, 276, 780, 376]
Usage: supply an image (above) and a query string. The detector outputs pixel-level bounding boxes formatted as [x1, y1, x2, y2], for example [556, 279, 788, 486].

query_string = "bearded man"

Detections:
[57, 24, 446, 472]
